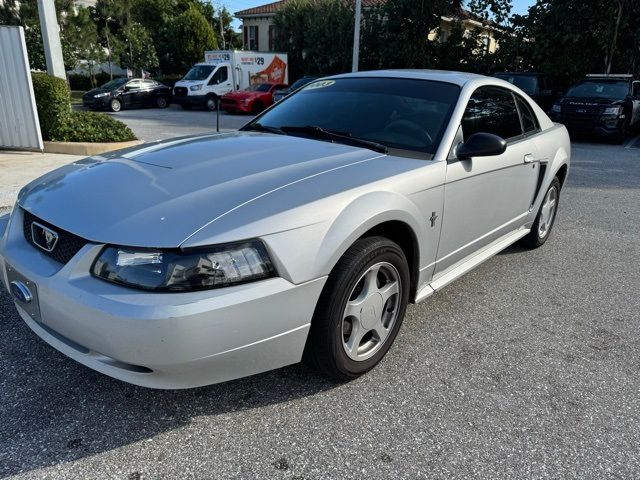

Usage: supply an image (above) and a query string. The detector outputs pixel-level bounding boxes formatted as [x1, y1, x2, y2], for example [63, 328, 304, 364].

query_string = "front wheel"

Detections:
[520, 177, 561, 249]
[304, 237, 410, 381]
[156, 95, 168, 108]
[205, 95, 218, 111]
[109, 98, 122, 112]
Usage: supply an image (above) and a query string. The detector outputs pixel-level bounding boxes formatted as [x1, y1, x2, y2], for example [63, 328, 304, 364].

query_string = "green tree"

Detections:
[274, 0, 354, 79]
[497, 0, 640, 82]
[163, 4, 217, 73]
[114, 22, 159, 74]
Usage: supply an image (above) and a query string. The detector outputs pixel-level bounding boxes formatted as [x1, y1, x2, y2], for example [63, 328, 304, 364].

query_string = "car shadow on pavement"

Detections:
[0, 287, 337, 478]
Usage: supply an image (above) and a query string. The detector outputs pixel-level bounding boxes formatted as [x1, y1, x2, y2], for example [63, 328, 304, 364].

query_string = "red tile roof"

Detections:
[236, 0, 386, 17]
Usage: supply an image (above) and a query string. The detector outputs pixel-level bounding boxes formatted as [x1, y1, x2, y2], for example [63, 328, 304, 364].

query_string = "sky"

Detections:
[217, 0, 537, 31]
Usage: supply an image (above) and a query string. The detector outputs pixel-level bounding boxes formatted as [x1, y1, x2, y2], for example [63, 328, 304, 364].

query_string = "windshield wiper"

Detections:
[242, 123, 286, 135]
[279, 125, 388, 154]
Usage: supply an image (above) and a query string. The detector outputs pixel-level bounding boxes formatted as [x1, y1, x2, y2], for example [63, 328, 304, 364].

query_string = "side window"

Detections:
[462, 86, 523, 141]
[514, 95, 539, 134]
[209, 67, 229, 85]
[142, 79, 155, 88]
[126, 80, 141, 89]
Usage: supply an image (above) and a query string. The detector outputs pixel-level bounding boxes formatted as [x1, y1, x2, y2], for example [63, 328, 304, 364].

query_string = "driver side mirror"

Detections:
[456, 133, 507, 161]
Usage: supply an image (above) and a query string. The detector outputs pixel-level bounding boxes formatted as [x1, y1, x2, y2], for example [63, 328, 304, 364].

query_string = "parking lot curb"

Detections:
[43, 140, 144, 156]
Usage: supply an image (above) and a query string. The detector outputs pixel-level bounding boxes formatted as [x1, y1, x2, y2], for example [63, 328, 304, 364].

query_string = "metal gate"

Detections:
[0, 25, 43, 151]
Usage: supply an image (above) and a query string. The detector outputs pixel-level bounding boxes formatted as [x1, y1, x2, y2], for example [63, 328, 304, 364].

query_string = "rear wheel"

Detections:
[156, 95, 168, 108]
[520, 177, 561, 249]
[304, 237, 410, 381]
[109, 98, 122, 112]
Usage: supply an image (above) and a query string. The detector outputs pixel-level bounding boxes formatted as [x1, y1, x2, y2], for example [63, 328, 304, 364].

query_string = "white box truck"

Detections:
[172, 50, 289, 111]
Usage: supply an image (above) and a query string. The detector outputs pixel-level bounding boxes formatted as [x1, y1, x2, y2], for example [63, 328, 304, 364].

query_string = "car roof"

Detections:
[493, 72, 546, 76]
[328, 69, 485, 87]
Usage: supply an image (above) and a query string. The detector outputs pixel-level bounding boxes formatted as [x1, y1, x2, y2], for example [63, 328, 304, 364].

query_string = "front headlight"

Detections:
[94, 92, 111, 98]
[91, 240, 276, 292]
[190, 84, 203, 91]
[551, 104, 561, 113]
[602, 106, 622, 115]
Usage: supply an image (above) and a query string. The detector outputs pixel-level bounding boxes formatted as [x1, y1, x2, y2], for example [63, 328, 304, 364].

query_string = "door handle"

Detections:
[524, 154, 535, 163]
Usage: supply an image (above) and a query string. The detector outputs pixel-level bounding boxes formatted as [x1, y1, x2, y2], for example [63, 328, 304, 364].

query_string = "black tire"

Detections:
[156, 95, 168, 108]
[520, 177, 561, 249]
[304, 236, 410, 381]
[109, 98, 122, 112]
[251, 101, 264, 115]
[205, 94, 218, 111]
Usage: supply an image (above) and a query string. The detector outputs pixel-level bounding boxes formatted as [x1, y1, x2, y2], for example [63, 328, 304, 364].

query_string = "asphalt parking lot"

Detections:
[1, 137, 639, 479]
[82, 104, 251, 142]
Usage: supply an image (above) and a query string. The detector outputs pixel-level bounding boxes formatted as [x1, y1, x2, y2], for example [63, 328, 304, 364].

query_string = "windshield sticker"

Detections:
[305, 80, 335, 90]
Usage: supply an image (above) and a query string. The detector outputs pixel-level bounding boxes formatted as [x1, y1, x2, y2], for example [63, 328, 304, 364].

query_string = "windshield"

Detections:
[249, 78, 460, 156]
[183, 65, 215, 81]
[290, 77, 316, 90]
[566, 80, 629, 99]
[100, 78, 127, 90]
[247, 83, 273, 92]
[495, 74, 538, 94]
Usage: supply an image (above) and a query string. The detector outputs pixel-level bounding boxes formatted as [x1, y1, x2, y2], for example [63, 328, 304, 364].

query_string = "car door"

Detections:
[121, 79, 142, 107]
[209, 66, 232, 96]
[140, 79, 156, 106]
[434, 86, 541, 276]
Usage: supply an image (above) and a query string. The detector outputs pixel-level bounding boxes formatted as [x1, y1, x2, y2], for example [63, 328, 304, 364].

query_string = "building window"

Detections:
[244, 25, 259, 50]
[269, 25, 275, 51]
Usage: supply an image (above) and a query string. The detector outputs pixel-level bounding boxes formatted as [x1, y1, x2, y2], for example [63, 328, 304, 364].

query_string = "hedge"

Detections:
[49, 111, 137, 143]
[31, 72, 71, 139]
[31, 72, 137, 143]
[68, 72, 117, 91]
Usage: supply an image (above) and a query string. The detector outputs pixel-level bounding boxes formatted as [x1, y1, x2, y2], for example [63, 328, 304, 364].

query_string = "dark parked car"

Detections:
[492, 72, 557, 112]
[83, 78, 172, 112]
[273, 76, 318, 102]
[549, 74, 640, 142]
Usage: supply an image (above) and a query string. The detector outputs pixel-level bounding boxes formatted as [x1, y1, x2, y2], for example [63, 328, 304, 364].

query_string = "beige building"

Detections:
[235, 0, 499, 54]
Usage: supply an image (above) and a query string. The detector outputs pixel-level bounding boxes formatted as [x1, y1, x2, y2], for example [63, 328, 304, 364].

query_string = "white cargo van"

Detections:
[172, 50, 289, 110]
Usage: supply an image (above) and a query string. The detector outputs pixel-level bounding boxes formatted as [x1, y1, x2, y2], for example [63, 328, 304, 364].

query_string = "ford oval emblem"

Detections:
[10, 281, 32, 304]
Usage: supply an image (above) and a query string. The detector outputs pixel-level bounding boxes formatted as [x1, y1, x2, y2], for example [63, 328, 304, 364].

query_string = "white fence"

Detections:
[0, 26, 43, 151]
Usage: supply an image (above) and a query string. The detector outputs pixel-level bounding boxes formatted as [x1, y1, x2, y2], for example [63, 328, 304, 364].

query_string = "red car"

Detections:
[221, 83, 288, 114]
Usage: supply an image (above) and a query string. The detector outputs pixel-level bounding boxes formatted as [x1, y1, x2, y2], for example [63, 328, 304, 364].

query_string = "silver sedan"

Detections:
[0, 70, 570, 389]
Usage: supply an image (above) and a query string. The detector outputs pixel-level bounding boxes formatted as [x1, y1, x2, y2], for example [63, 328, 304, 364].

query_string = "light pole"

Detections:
[37, 0, 66, 79]
[351, 0, 362, 72]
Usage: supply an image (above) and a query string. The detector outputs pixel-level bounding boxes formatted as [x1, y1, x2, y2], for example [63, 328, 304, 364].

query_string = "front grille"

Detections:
[23, 210, 88, 264]
[561, 103, 604, 115]
[174, 87, 188, 97]
[560, 115, 600, 130]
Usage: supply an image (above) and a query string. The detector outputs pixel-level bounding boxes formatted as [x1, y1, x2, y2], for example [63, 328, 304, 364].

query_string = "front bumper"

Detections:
[172, 94, 207, 107]
[550, 113, 625, 139]
[220, 100, 252, 113]
[0, 209, 326, 389]
[83, 96, 110, 109]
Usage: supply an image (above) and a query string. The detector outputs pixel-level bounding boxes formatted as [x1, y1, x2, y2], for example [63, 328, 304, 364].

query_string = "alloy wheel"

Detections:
[538, 185, 558, 239]
[341, 262, 402, 362]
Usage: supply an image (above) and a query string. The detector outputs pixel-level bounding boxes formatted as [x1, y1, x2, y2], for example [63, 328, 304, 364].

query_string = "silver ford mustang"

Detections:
[0, 71, 570, 389]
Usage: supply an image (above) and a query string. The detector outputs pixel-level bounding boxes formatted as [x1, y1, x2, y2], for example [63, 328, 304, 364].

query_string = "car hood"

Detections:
[559, 96, 623, 106]
[18, 132, 383, 248]
[84, 88, 110, 97]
